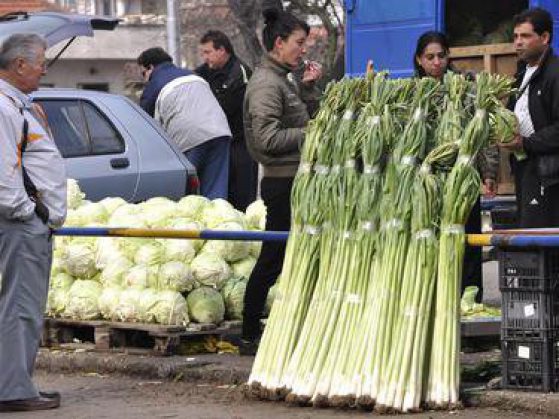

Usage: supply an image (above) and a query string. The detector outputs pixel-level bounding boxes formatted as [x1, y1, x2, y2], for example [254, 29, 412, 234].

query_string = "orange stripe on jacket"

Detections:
[17, 133, 44, 167]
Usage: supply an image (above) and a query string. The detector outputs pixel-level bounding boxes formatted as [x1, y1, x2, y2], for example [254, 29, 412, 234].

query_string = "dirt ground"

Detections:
[0, 371, 544, 419]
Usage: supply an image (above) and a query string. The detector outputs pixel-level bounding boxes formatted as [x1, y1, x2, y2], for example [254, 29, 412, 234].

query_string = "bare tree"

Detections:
[226, 0, 345, 81]
[286, 0, 345, 81]
[226, 0, 264, 67]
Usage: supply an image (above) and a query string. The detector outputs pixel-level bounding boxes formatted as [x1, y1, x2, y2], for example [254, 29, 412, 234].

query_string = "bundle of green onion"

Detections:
[490, 106, 526, 160]
[246, 72, 513, 414]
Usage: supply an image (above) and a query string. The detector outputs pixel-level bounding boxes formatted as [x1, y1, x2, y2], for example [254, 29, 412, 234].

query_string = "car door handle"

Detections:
[110, 158, 130, 169]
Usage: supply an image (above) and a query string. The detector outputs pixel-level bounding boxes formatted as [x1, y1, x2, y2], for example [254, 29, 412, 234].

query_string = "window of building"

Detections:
[93, 0, 143, 16]
[36, 99, 124, 158]
[78, 83, 110, 92]
[54, 0, 78, 11]
[96, 0, 116, 15]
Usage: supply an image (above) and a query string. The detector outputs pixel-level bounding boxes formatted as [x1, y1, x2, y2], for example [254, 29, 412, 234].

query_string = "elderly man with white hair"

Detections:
[0, 33, 67, 412]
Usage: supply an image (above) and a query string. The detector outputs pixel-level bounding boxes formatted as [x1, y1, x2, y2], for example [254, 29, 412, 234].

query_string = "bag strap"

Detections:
[0, 90, 41, 201]
[18, 107, 40, 201]
[516, 46, 550, 99]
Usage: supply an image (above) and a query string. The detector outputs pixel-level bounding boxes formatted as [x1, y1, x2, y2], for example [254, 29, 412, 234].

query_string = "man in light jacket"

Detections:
[138, 47, 231, 199]
[0, 33, 67, 412]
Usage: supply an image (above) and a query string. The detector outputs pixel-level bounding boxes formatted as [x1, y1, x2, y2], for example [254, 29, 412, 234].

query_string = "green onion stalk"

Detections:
[489, 105, 526, 160]
[426, 162, 481, 409]
[249, 78, 364, 398]
[300, 81, 344, 164]
[289, 162, 361, 406]
[390, 78, 418, 132]
[327, 78, 394, 407]
[312, 77, 394, 406]
[434, 74, 470, 146]
[425, 73, 512, 409]
[283, 79, 366, 405]
[247, 170, 326, 398]
[247, 83, 344, 398]
[349, 80, 424, 409]
[375, 161, 442, 413]
[426, 103, 489, 408]
[355, 77, 441, 409]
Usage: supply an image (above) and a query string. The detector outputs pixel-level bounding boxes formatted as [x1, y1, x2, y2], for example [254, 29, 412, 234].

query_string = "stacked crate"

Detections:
[500, 249, 559, 392]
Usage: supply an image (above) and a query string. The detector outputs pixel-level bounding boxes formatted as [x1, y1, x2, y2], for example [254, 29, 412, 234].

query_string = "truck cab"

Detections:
[345, 0, 559, 77]
[344, 0, 559, 229]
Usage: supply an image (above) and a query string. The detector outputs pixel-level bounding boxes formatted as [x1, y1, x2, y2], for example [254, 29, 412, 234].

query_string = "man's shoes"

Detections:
[239, 337, 260, 356]
[0, 396, 60, 412]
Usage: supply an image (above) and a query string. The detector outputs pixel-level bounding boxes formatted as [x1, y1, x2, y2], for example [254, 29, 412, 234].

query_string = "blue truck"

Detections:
[344, 0, 559, 78]
[344, 0, 559, 230]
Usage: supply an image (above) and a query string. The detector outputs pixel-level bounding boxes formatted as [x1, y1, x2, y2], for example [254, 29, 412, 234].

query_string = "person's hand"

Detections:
[302, 60, 322, 84]
[34, 200, 50, 224]
[482, 178, 497, 198]
[498, 133, 524, 152]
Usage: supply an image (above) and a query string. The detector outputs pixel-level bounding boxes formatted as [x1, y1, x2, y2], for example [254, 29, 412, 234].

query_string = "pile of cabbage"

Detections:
[47, 179, 268, 326]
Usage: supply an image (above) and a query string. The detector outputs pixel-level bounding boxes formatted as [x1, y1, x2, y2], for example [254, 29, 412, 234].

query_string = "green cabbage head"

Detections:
[161, 239, 196, 264]
[60, 242, 98, 279]
[158, 261, 196, 292]
[201, 199, 245, 228]
[202, 222, 250, 262]
[98, 286, 123, 320]
[186, 287, 225, 324]
[148, 290, 190, 325]
[99, 197, 127, 216]
[124, 265, 158, 289]
[47, 272, 75, 316]
[67, 178, 85, 210]
[99, 255, 133, 287]
[115, 288, 143, 322]
[134, 242, 163, 266]
[191, 252, 231, 289]
[245, 199, 267, 230]
[221, 277, 247, 320]
[176, 195, 209, 220]
[232, 257, 257, 279]
[64, 280, 102, 320]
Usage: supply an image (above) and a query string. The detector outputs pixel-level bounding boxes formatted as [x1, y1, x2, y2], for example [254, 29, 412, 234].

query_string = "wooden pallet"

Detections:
[42, 317, 499, 356]
[42, 317, 242, 356]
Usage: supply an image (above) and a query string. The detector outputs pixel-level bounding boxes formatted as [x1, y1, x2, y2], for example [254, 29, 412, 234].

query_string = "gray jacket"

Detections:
[243, 55, 320, 177]
[0, 79, 67, 227]
[155, 74, 231, 152]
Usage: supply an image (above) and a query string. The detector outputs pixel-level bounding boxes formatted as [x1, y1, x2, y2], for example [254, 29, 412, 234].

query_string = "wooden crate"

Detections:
[450, 43, 517, 195]
[450, 43, 517, 76]
[42, 317, 241, 356]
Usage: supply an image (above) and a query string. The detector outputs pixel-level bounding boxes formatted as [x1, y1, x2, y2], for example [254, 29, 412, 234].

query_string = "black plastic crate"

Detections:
[502, 332, 559, 392]
[501, 290, 559, 339]
[491, 206, 518, 230]
[499, 249, 559, 293]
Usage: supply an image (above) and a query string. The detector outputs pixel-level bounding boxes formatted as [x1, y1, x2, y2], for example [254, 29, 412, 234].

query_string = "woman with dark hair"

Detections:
[240, 7, 322, 355]
[414, 31, 452, 79]
[414, 30, 499, 304]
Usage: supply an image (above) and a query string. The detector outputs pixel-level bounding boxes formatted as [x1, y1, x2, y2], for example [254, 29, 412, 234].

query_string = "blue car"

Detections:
[1, 11, 199, 202]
